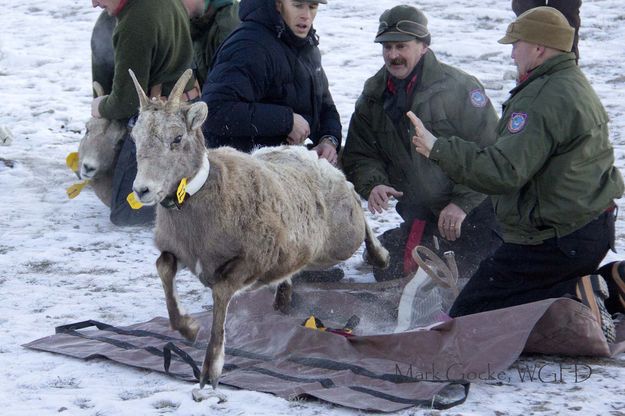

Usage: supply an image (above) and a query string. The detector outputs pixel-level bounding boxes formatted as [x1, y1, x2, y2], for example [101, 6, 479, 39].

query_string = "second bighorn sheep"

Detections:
[76, 82, 126, 207]
[128, 69, 389, 389]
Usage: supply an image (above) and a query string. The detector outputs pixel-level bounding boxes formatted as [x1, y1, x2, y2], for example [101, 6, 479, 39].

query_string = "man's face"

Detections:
[92, 0, 122, 16]
[276, 0, 319, 39]
[511, 40, 541, 80]
[382, 40, 428, 80]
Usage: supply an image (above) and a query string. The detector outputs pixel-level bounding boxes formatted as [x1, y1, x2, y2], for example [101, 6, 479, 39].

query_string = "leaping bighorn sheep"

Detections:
[128, 68, 389, 389]
[75, 82, 126, 206]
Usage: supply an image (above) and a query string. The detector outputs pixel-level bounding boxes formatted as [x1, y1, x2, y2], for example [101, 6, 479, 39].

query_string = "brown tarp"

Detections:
[24, 287, 625, 412]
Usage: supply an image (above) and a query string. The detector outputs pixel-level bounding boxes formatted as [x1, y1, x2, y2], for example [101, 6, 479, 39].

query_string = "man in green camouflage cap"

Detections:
[411, 7, 624, 342]
[342, 5, 500, 282]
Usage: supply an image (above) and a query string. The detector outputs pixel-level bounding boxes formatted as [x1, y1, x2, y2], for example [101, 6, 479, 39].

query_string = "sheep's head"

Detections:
[77, 82, 126, 180]
[129, 69, 208, 206]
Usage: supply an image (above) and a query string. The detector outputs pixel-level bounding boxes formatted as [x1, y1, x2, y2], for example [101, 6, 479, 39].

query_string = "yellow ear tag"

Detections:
[66, 180, 90, 199]
[126, 192, 143, 210]
[177, 178, 188, 205]
[66, 152, 79, 173]
[304, 316, 318, 329]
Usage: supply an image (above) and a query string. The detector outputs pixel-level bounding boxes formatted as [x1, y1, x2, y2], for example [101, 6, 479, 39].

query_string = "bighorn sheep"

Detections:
[75, 82, 126, 206]
[128, 69, 389, 389]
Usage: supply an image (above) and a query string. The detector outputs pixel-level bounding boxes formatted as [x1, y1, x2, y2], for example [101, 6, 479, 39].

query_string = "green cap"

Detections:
[374, 5, 430, 44]
[498, 6, 574, 51]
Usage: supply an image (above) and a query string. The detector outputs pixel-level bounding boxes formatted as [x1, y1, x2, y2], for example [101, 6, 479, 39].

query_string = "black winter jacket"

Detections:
[200, 0, 341, 151]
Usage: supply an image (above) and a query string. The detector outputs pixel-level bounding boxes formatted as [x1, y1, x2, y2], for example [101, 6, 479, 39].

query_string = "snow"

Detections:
[1, 0, 624, 415]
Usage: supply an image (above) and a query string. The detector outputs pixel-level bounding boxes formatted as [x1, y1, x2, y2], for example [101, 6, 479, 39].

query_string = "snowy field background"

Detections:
[1, 0, 625, 414]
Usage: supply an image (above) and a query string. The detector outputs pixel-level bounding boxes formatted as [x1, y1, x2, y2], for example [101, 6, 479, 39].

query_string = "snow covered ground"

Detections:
[1, 0, 624, 414]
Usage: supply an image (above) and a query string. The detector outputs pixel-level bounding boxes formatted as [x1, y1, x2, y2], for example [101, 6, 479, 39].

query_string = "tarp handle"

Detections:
[55, 320, 113, 334]
[162, 341, 201, 382]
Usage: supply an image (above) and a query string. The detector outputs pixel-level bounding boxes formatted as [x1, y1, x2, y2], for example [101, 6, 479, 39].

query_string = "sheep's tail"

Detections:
[363, 218, 390, 269]
[348, 185, 389, 268]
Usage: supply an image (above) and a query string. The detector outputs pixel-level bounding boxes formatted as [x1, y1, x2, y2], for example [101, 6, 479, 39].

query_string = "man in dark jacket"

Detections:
[412, 8, 624, 342]
[342, 5, 501, 282]
[90, 0, 197, 226]
[201, 0, 341, 166]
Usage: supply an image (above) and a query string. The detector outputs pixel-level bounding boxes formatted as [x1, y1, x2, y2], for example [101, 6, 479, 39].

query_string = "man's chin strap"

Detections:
[161, 153, 210, 209]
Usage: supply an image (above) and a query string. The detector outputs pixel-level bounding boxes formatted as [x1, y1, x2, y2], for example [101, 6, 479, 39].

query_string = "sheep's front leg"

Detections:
[201, 281, 235, 389]
[273, 280, 292, 314]
[156, 251, 200, 341]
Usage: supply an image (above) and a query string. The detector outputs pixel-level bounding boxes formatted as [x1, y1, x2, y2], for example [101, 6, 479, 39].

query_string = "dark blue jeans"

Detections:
[449, 209, 613, 317]
[110, 135, 155, 226]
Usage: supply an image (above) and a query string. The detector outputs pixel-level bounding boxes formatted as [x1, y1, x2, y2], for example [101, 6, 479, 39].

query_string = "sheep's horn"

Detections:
[127, 69, 150, 111]
[166, 69, 193, 110]
[93, 81, 105, 98]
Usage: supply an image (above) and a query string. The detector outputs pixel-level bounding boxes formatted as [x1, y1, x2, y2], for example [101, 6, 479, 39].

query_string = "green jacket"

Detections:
[98, 0, 194, 120]
[342, 50, 499, 221]
[430, 52, 624, 244]
[190, 1, 240, 88]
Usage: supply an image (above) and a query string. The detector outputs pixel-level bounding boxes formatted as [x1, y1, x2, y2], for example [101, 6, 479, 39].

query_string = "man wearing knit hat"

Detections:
[342, 5, 500, 283]
[411, 7, 624, 342]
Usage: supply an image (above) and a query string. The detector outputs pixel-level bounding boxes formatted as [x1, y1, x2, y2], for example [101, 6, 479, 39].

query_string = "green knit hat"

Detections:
[374, 5, 430, 45]
[498, 6, 574, 51]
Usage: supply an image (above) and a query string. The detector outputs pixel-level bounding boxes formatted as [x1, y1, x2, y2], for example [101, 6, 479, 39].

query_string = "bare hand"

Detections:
[368, 185, 404, 214]
[313, 142, 338, 165]
[91, 95, 106, 118]
[437, 202, 466, 241]
[407, 111, 436, 158]
[287, 113, 310, 145]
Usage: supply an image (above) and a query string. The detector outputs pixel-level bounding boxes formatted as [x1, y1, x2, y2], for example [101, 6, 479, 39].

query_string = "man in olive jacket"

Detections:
[90, 0, 196, 226]
[412, 8, 624, 342]
[342, 5, 500, 282]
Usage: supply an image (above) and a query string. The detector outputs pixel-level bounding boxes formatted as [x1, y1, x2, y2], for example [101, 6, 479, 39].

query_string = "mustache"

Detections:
[389, 58, 406, 66]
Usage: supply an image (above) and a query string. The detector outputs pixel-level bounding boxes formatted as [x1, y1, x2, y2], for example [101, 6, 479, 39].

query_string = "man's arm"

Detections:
[342, 106, 393, 200]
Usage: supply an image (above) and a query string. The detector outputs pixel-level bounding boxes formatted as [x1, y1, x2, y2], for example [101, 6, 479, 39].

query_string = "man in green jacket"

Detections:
[411, 7, 624, 342]
[90, 0, 197, 225]
[187, 0, 240, 88]
[342, 5, 500, 282]
[90, 0, 239, 96]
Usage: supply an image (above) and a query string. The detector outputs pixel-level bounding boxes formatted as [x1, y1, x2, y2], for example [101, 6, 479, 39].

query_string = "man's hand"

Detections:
[438, 202, 466, 241]
[313, 142, 338, 165]
[407, 111, 436, 158]
[91, 96, 106, 118]
[368, 185, 404, 214]
[287, 113, 310, 145]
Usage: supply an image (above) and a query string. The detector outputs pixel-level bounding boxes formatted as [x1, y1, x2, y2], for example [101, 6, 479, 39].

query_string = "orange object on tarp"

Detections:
[24, 287, 625, 412]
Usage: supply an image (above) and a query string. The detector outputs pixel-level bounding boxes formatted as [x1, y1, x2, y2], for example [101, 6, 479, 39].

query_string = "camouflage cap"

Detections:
[374, 5, 430, 45]
[498, 6, 574, 51]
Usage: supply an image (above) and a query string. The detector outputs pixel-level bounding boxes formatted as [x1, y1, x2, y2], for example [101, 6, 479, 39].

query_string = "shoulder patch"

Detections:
[469, 89, 488, 108]
[507, 112, 528, 134]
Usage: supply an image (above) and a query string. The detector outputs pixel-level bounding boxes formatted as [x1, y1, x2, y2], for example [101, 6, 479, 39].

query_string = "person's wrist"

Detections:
[320, 135, 339, 149]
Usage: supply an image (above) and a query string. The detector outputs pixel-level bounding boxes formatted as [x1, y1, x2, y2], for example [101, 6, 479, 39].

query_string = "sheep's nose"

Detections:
[82, 164, 95, 175]
[133, 186, 150, 199]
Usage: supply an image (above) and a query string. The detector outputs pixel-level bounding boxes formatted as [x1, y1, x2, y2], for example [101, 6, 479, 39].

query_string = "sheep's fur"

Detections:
[77, 82, 126, 207]
[129, 69, 389, 389]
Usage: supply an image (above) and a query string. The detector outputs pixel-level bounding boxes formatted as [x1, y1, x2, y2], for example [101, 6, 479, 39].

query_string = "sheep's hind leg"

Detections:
[156, 251, 200, 341]
[273, 279, 292, 314]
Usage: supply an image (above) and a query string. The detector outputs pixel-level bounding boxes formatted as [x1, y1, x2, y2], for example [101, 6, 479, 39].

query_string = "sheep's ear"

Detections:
[186, 102, 208, 131]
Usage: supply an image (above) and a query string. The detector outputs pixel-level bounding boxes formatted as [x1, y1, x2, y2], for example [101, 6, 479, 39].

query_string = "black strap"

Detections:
[163, 341, 201, 381]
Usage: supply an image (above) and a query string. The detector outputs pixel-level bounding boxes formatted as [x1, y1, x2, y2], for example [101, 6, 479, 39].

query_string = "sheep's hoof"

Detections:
[199, 366, 220, 390]
[273, 282, 292, 314]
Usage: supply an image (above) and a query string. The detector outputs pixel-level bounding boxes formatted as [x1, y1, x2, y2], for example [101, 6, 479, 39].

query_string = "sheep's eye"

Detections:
[172, 135, 182, 144]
